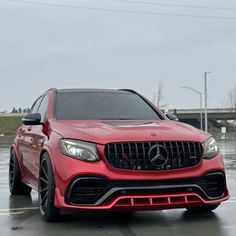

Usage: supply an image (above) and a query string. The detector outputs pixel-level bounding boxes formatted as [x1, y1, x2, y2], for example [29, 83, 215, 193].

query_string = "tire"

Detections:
[39, 153, 60, 222]
[186, 203, 220, 213]
[9, 149, 32, 195]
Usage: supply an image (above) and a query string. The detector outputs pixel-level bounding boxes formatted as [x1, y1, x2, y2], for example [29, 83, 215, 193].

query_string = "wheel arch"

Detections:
[40, 146, 52, 163]
[10, 144, 23, 175]
[11, 144, 19, 159]
[39, 146, 60, 221]
[39, 146, 56, 178]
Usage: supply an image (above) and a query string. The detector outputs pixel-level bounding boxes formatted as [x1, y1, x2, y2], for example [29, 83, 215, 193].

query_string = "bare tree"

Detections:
[152, 79, 167, 109]
[228, 85, 236, 109]
[225, 85, 236, 129]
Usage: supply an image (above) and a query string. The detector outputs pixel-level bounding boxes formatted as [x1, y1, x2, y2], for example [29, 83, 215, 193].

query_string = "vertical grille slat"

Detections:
[193, 142, 197, 157]
[107, 144, 111, 164]
[191, 142, 197, 165]
[187, 142, 191, 156]
[141, 142, 146, 169]
[176, 142, 181, 167]
[169, 142, 174, 168]
[181, 142, 185, 167]
[121, 143, 125, 168]
[134, 143, 139, 168]
[114, 144, 118, 167]
[127, 143, 131, 159]
[104, 141, 203, 171]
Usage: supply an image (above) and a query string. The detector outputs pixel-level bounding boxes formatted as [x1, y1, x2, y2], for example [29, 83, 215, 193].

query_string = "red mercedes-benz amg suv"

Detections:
[9, 88, 229, 221]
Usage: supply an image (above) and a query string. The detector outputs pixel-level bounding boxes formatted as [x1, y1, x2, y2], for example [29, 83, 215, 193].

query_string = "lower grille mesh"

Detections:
[69, 180, 107, 204]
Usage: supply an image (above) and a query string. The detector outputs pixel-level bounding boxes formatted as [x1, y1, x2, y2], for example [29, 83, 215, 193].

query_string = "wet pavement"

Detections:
[0, 138, 236, 236]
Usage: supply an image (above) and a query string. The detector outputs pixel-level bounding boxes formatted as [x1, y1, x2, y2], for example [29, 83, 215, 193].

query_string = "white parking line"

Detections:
[0, 207, 38, 217]
[0, 212, 24, 216]
[0, 207, 39, 212]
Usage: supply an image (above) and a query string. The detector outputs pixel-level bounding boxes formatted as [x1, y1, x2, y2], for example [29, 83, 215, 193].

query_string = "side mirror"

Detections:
[165, 112, 179, 121]
[22, 113, 42, 125]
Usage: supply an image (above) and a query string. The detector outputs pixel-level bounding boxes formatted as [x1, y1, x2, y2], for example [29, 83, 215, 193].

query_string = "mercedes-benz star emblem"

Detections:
[148, 144, 169, 167]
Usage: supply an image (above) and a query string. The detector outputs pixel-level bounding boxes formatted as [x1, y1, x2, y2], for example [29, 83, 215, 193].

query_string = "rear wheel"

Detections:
[39, 153, 60, 222]
[9, 149, 32, 195]
[186, 203, 220, 213]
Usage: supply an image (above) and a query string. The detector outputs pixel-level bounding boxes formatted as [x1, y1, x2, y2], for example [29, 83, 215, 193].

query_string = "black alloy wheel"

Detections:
[9, 149, 32, 195]
[39, 153, 60, 222]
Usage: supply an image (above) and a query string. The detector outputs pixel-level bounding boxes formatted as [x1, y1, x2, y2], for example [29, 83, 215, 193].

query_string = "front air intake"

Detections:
[67, 178, 107, 205]
[199, 173, 225, 198]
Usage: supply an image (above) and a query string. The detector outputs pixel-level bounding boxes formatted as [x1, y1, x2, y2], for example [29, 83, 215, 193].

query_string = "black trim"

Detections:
[118, 89, 138, 94]
[66, 177, 109, 205]
[66, 172, 226, 206]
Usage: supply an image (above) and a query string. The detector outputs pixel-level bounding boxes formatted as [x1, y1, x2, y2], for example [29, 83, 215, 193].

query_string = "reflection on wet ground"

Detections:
[0, 137, 236, 236]
[218, 139, 236, 171]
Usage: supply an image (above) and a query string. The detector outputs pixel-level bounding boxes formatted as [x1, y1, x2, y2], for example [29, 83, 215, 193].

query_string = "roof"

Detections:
[55, 88, 137, 94]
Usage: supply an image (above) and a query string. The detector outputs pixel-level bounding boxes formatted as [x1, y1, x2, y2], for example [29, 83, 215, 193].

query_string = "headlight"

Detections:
[203, 137, 219, 159]
[58, 139, 99, 162]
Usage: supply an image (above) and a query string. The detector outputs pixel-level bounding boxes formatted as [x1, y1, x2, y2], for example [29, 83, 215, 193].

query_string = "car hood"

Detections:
[51, 120, 210, 145]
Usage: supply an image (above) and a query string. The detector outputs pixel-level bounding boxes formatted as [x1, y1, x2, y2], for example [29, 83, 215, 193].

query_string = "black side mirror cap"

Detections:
[165, 112, 179, 121]
[22, 113, 42, 125]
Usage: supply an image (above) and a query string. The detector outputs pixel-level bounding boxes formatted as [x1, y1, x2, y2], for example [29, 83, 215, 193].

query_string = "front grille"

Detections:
[104, 141, 203, 171]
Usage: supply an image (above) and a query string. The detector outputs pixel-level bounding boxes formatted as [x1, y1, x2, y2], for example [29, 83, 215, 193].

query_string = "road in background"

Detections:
[0, 139, 235, 236]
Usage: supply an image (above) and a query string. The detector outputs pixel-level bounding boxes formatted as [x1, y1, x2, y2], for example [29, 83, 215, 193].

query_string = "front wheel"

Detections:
[186, 203, 220, 213]
[39, 153, 60, 222]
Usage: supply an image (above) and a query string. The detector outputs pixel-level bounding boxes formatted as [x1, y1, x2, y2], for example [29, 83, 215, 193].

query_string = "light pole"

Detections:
[181, 86, 203, 130]
[204, 72, 211, 132]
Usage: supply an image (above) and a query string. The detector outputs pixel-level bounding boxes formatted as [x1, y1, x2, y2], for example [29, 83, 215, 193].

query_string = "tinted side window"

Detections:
[30, 96, 43, 114]
[38, 95, 49, 122]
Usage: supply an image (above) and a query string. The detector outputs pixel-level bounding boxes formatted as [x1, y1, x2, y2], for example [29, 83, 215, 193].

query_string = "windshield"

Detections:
[55, 90, 161, 120]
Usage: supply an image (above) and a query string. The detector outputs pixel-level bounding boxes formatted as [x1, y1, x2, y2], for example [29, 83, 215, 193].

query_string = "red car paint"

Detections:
[11, 88, 229, 213]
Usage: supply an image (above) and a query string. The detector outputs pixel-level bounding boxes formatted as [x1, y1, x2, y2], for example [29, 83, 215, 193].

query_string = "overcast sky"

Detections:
[0, 0, 236, 112]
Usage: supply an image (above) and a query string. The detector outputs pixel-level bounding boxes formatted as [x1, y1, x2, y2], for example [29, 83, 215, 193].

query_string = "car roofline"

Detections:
[55, 88, 135, 94]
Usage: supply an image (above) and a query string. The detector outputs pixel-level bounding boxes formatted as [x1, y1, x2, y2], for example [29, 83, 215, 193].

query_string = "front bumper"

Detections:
[55, 160, 229, 211]
[55, 172, 229, 211]
[54, 172, 229, 211]
[66, 172, 227, 205]
[52, 147, 229, 211]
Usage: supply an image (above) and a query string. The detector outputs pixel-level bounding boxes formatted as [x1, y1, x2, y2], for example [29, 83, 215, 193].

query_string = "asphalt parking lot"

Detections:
[0, 139, 236, 236]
